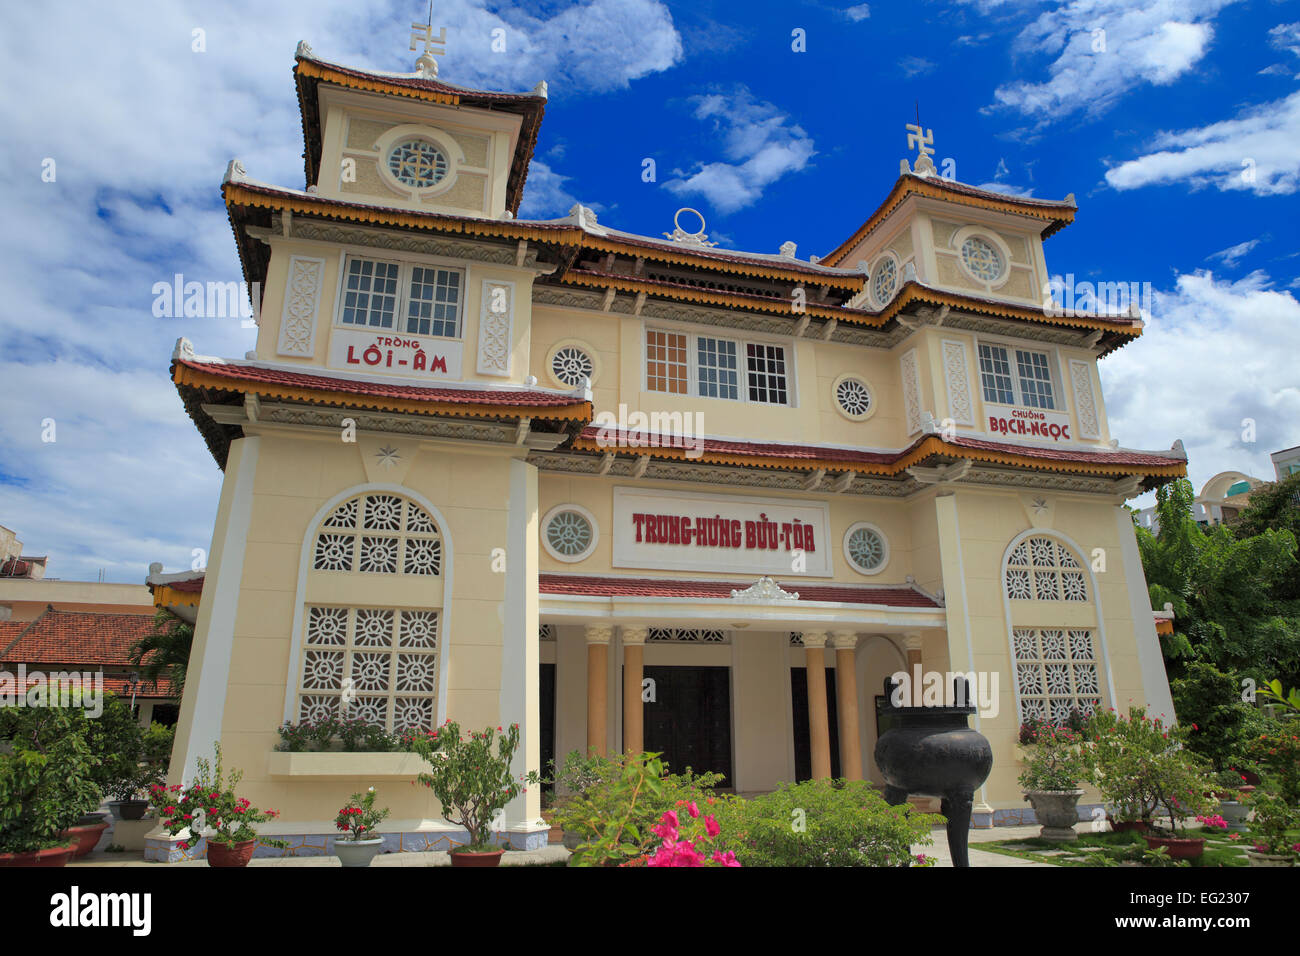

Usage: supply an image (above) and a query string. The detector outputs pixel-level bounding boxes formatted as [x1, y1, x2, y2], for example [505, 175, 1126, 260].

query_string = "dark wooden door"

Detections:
[791, 668, 840, 781]
[539, 663, 556, 795]
[639, 665, 732, 787]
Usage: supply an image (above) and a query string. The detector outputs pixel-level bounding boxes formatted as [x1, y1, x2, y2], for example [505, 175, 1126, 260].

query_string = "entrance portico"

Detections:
[538, 572, 947, 792]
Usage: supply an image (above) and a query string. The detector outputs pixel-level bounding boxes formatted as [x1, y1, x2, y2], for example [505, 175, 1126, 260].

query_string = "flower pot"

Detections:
[1024, 790, 1084, 842]
[109, 800, 149, 821]
[335, 837, 385, 868]
[1245, 850, 1295, 867]
[1144, 834, 1205, 860]
[1216, 799, 1250, 832]
[1110, 819, 1149, 834]
[450, 848, 505, 867]
[0, 845, 75, 867]
[206, 839, 257, 868]
[60, 822, 110, 858]
[562, 830, 584, 851]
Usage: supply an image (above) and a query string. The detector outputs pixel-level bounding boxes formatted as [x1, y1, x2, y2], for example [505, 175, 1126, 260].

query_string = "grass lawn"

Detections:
[979, 828, 1261, 867]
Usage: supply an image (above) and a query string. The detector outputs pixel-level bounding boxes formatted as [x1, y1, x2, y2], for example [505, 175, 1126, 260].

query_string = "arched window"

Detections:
[296, 492, 444, 733]
[1003, 534, 1104, 724]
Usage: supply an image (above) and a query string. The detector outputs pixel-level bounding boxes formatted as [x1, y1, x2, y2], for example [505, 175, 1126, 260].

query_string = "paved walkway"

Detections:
[71, 823, 1053, 867]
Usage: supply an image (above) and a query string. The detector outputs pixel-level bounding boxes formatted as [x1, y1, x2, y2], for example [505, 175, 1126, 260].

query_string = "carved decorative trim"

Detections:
[477, 279, 514, 377]
[730, 577, 799, 602]
[900, 348, 922, 435]
[276, 256, 325, 357]
[1069, 359, 1101, 440]
[941, 339, 974, 426]
[261, 217, 540, 268]
[237, 402, 519, 443]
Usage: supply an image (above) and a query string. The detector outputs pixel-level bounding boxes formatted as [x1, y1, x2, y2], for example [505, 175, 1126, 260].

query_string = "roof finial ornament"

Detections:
[664, 207, 717, 248]
[410, 2, 447, 77]
[905, 104, 937, 178]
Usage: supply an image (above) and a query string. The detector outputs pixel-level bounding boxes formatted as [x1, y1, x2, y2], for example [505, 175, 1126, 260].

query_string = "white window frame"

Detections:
[975, 336, 1065, 412]
[643, 323, 797, 408]
[334, 250, 466, 341]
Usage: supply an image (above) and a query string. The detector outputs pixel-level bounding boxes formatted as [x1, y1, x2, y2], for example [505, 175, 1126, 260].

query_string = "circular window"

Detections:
[387, 139, 449, 189]
[871, 257, 898, 305]
[551, 345, 594, 388]
[960, 236, 1004, 282]
[835, 377, 872, 418]
[844, 522, 888, 575]
[542, 505, 598, 562]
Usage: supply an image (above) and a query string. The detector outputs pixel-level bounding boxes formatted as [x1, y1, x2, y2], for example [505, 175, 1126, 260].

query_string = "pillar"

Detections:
[904, 632, 923, 673]
[831, 631, 862, 780]
[585, 624, 612, 756]
[621, 626, 647, 754]
[803, 631, 832, 779]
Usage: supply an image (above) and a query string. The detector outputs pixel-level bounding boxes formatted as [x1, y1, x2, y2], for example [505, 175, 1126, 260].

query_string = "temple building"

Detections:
[155, 30, 1184, 858]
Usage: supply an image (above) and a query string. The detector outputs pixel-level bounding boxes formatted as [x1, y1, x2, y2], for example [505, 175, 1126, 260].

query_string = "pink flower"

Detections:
[710, 850, 740, 867]
[687, 801, 700, 819]
[916, 854, 927, 865]
[704, 815, 720, 838]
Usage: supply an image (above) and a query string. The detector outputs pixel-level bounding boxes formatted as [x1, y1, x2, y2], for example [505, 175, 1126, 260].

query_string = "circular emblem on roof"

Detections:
[664, 208, 717, 247]
[387, 139, 449, 189]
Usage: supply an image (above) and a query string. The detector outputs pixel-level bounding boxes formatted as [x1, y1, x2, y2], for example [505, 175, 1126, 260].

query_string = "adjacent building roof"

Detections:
[0, 608, 175, 697]
[539, 573, 942, 608]
[292, 45, 546, 216]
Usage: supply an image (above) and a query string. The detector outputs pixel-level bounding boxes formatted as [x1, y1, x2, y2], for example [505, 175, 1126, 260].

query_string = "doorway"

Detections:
[790, 668, 841, 781]
[639, 665, 733, 787]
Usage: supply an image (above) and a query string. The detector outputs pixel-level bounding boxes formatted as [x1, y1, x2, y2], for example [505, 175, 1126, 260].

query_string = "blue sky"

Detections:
[1, 0, 1298, 582]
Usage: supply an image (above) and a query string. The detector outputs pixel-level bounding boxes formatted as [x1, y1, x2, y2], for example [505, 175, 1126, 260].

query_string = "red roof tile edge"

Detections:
[539, 573, 942, 608]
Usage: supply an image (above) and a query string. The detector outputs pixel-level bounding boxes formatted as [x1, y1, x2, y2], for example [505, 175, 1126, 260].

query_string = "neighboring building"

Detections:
[1271, 445, 1300, 481]
[0, 523, 48, 584]
[156, 35, 1184, 859]
[1135, 470, 1266, 532]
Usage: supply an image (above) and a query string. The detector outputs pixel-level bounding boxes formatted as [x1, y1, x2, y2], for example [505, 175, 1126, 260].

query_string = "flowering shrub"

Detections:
[709, 779, 942, 867]
[644, 803, 739, 867]
[1246, 731, 1300, 806]
[1247, 791, 1299, 858]
[275, 716, 415, 753]
[1017, 726, 1086, 792]
[411, 721, 523, 852]
[335, 787, 390, 843]
[148, 744, 287, 849]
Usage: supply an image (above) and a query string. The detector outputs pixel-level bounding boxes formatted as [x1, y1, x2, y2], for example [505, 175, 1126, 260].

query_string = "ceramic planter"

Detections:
[109, 800, 149, 821]
[0, 845, 74, 867]
[335, 837, 385, 868]
[1024, 790, 1084, 841]
[1144, 834, 1205, 860]
[1245, 850, 1295, 867]
[61, 822, 110, 858]
[1216, 799, 1250, 831]
[1110, 819, 1149, 834]
[450, 848, 505, 867]
[206, 839, 257, 868]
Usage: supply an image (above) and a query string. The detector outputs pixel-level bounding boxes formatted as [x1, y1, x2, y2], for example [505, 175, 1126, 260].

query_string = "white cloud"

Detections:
[989, 0, 1239, 120]
[0, 1, 681, 582]
[899, 56, 936, 77]
[844, 4, 871, 22]
[1102, 271, 1300, 496]
[1269, 21, 1300, 58]
[1206, 239, 1260, 268]
[663, 88, 815, 214]
[518, 160, 580, 219]
[1104, 90, 1300, 195]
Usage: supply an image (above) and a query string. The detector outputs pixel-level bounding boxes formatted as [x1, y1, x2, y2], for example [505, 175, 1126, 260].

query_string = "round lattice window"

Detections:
[387, 139, 449, 189]
[844, 522, 888, 575]
[835, 377, 873, 419]
[960, 236, 1004, 282]
[551, 345, 594, 388]
[871, 257, 898, 305]
[542, 505, 598, 562]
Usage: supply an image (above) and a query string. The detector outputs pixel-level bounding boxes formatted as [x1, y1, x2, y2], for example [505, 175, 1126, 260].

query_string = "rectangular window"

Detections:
[1015, 350, 1055, 409]
[746, 343, 788, 405]
[696, 336, 738, 400]
[406, 266, 461, 338]
[337, 254, 463, 338]
[978, 343, 1015, 405]
[978, 342, 1057, 410]
[341, 257, 400, 329]
[646, 329, 688, 394]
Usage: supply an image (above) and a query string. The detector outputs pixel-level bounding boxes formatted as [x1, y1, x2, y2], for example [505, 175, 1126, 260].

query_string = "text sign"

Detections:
[986, 406, 1072, 443]
[327, 327, 464, 380]
[612, 487, 832, 577]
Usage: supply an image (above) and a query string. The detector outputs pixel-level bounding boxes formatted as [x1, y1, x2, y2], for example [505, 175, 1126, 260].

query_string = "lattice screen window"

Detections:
[1013, 628, 1100, 724]
[647, 628, 729, 644]
[313, 493, 442, 575]
[298, 605, 439, 732]
[1005, 536, 1087, 602]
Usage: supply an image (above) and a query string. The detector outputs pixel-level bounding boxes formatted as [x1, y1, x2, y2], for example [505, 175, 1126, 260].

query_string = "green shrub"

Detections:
[711, 779, 942, 867]
[1018, 727, 1087, 791]
[0, 700, 102, 852]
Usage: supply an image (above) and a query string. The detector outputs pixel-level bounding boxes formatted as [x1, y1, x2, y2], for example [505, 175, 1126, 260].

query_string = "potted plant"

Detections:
[411, 721, 525, 867]
[1211, 768, 1254, 831]
[0, 697, 101, 867]
[1244, 791, 1298, 867]
[1142, 747, 1217, 860]
[1018, 726, 1086, 841]
[1084, 707, 1168, 832]
[333, 787, 390, 867]
[148, 743, 287, 867]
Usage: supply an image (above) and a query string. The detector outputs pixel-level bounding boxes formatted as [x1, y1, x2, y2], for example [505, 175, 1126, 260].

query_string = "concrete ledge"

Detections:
[266, 750, 434, 779]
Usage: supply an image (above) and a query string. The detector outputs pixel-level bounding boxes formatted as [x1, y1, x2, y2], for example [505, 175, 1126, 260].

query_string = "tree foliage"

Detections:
[128, 610, 193, 698]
